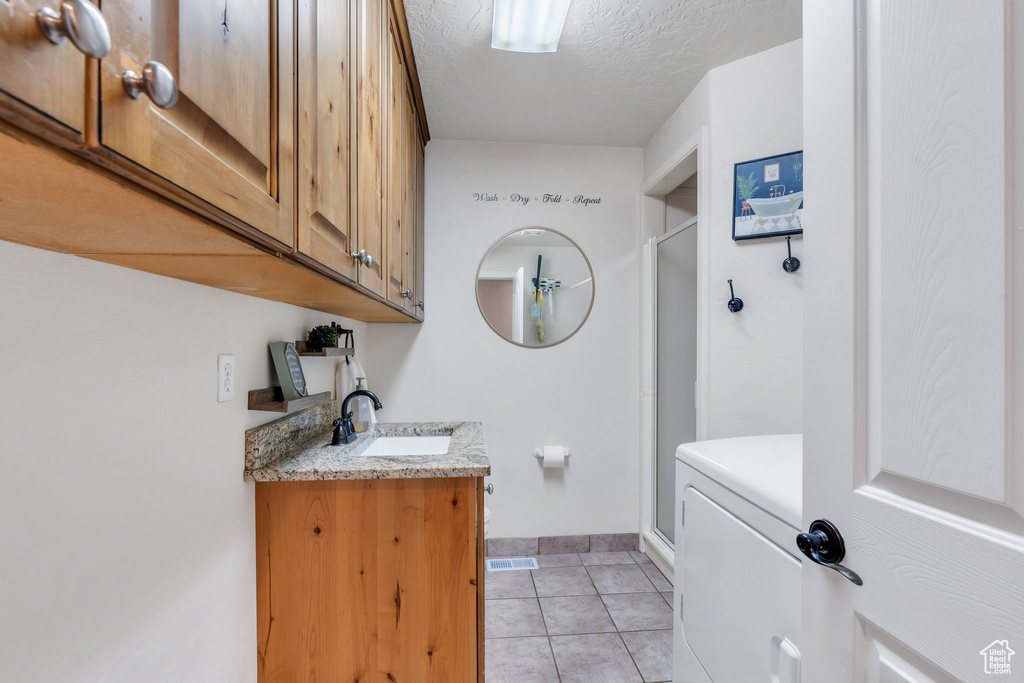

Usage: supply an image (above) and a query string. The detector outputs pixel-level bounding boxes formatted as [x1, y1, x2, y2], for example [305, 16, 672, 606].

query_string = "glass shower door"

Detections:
[655, 221, 698, 544]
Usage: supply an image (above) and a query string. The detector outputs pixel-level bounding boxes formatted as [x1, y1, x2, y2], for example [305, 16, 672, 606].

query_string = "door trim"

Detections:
[638, 127, 710, 570]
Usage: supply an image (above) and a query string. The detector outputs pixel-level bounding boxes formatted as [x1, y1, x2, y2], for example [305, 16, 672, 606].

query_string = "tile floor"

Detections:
[485, 550, 674, 682]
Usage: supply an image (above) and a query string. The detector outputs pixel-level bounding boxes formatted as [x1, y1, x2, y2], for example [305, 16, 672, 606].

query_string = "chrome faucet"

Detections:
[332, 389, 384, 445]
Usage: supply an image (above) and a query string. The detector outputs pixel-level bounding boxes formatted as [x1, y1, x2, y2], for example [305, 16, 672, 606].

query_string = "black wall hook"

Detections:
[783, 236, 801, 273]
[727, 279, 743, 312]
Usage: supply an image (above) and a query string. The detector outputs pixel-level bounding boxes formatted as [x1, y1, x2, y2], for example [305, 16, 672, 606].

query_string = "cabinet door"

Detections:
[256, 477, 479, 681]
[384, 15, 406, 307]
[0, 0, 88, 140]
[98, 0, 294, 248]
[401, 81, 417, 314]
[414, 127, 425, 319]
[354, 0, 386, 297]
[295, 0, 357, 282]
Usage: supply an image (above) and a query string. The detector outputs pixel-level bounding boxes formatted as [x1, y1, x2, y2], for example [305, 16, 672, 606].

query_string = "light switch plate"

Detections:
[218, 354, 235, 402]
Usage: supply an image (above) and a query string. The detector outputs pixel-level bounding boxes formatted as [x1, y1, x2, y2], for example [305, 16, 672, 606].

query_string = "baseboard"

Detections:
[486, 532, 640, 557]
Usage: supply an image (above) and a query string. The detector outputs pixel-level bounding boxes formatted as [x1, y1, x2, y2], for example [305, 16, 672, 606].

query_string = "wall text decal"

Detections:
[472, 192, 603, 206]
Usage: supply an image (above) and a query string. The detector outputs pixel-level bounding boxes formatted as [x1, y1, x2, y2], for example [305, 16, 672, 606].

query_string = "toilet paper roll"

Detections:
[542, 445, 568, 468]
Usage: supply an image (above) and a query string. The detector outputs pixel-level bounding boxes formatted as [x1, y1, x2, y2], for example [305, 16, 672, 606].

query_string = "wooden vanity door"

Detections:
[256, 477, 480, 682]
[295, 0, 358, 282]
[97, 0, 294, 248]
[476, 478, 485, 682]
[0, 0, 88, 142]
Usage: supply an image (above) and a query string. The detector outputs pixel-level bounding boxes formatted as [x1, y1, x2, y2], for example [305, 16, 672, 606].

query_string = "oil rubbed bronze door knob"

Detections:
[796, 519, 863, 586]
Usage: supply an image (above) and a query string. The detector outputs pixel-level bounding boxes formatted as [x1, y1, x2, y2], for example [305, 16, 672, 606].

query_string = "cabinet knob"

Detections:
[400, 289, 413, 299]
[122, 61, 178, 109]
[350, 249, 374, 268]
[485, 484, 494, 495]
[416, 300, 424, 310]
[36, 0, 111, 59]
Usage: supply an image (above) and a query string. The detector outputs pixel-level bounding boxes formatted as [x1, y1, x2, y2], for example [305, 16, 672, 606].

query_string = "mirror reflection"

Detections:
[476, 228, 594, 347]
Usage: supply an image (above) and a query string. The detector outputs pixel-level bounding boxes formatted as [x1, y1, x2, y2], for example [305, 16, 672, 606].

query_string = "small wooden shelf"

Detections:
[248, 388, 333, 413]
[295, 341, 355, 357]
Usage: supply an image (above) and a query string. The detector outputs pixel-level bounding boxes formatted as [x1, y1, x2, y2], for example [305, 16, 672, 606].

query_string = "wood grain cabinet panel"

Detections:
[295, 0, 358, 283]
[0, 0, 87, 141]
[384, 6, 424, 315]
[96, 0, 294, 248]
[402, 79, 418, 314]
[384, 14, 406, 307]
[415, 127, 425, 319]
[256, 478, 481, 681]
[354, 0, 387, 297]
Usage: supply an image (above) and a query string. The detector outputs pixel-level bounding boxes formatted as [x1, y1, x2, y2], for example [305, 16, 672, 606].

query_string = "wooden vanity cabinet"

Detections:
[256, 477, 485, 681]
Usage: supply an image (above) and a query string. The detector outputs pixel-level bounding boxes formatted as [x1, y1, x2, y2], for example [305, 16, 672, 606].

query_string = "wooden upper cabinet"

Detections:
[0, 0, 428, 321]
[96, 0, 294, 248]
[0, 0, 89, 141]
[402, 80, 418, 314]
[354, 0, 387, 297]
[384, 15, 406, 308]
[384, 6, 423, 315]
[295, 0, 357, 283]
[415, 127, 425, 319]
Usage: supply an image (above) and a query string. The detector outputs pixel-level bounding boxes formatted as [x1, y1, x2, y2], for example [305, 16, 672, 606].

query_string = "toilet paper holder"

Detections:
[533, 446, 572, 461]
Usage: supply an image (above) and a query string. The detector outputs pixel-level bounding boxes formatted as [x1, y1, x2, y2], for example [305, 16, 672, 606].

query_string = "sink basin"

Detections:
[359, 435, 452, 457]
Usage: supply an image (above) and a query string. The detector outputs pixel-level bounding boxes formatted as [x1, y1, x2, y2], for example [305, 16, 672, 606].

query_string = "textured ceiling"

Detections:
[405, 0, 802, 147]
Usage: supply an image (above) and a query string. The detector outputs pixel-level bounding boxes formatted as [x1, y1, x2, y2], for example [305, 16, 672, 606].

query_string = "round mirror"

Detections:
[476, 227, 594, 347]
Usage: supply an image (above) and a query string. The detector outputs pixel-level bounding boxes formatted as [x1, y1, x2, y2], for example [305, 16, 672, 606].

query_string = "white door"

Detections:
[803, 2, 1024, 682]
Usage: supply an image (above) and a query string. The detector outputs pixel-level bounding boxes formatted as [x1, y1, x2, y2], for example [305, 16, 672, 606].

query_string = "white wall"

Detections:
[0, 242, 366, 683]
[365, 140, 643, 538]
[665, 187, 698, 231]
[644, 39, 804, 438]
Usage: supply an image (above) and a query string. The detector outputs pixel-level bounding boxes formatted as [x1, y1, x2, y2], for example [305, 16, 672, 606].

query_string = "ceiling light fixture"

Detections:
[491, 0, 571, 53]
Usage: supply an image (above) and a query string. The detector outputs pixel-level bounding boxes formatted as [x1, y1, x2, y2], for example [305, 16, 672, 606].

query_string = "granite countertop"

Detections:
[243, 401, 489, 482]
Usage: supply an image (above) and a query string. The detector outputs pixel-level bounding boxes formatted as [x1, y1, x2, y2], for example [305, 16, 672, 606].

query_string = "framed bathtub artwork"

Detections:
[732, 150, 803, 240]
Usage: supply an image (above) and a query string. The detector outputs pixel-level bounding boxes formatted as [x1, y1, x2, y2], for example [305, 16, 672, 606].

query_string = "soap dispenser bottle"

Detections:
[351, 377, 373, 433]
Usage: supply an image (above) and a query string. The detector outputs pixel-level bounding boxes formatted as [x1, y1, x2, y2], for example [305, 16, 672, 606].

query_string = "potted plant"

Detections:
[306, 324, 338, 352]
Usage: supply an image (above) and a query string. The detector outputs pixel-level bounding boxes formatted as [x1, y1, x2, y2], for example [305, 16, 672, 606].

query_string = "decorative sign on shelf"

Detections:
[268, 341, 308, 400]
[472, 192, 603, 207]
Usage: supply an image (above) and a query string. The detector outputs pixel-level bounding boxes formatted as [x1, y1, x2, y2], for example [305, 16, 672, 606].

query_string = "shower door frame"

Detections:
[639, 127, 710, 576]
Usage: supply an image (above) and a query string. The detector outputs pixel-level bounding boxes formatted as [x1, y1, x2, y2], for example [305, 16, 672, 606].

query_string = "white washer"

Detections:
[672, 435, 803, 683]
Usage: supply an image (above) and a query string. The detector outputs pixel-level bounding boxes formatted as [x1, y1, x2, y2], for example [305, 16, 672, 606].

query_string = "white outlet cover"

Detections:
[218, 354, 235, 402]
